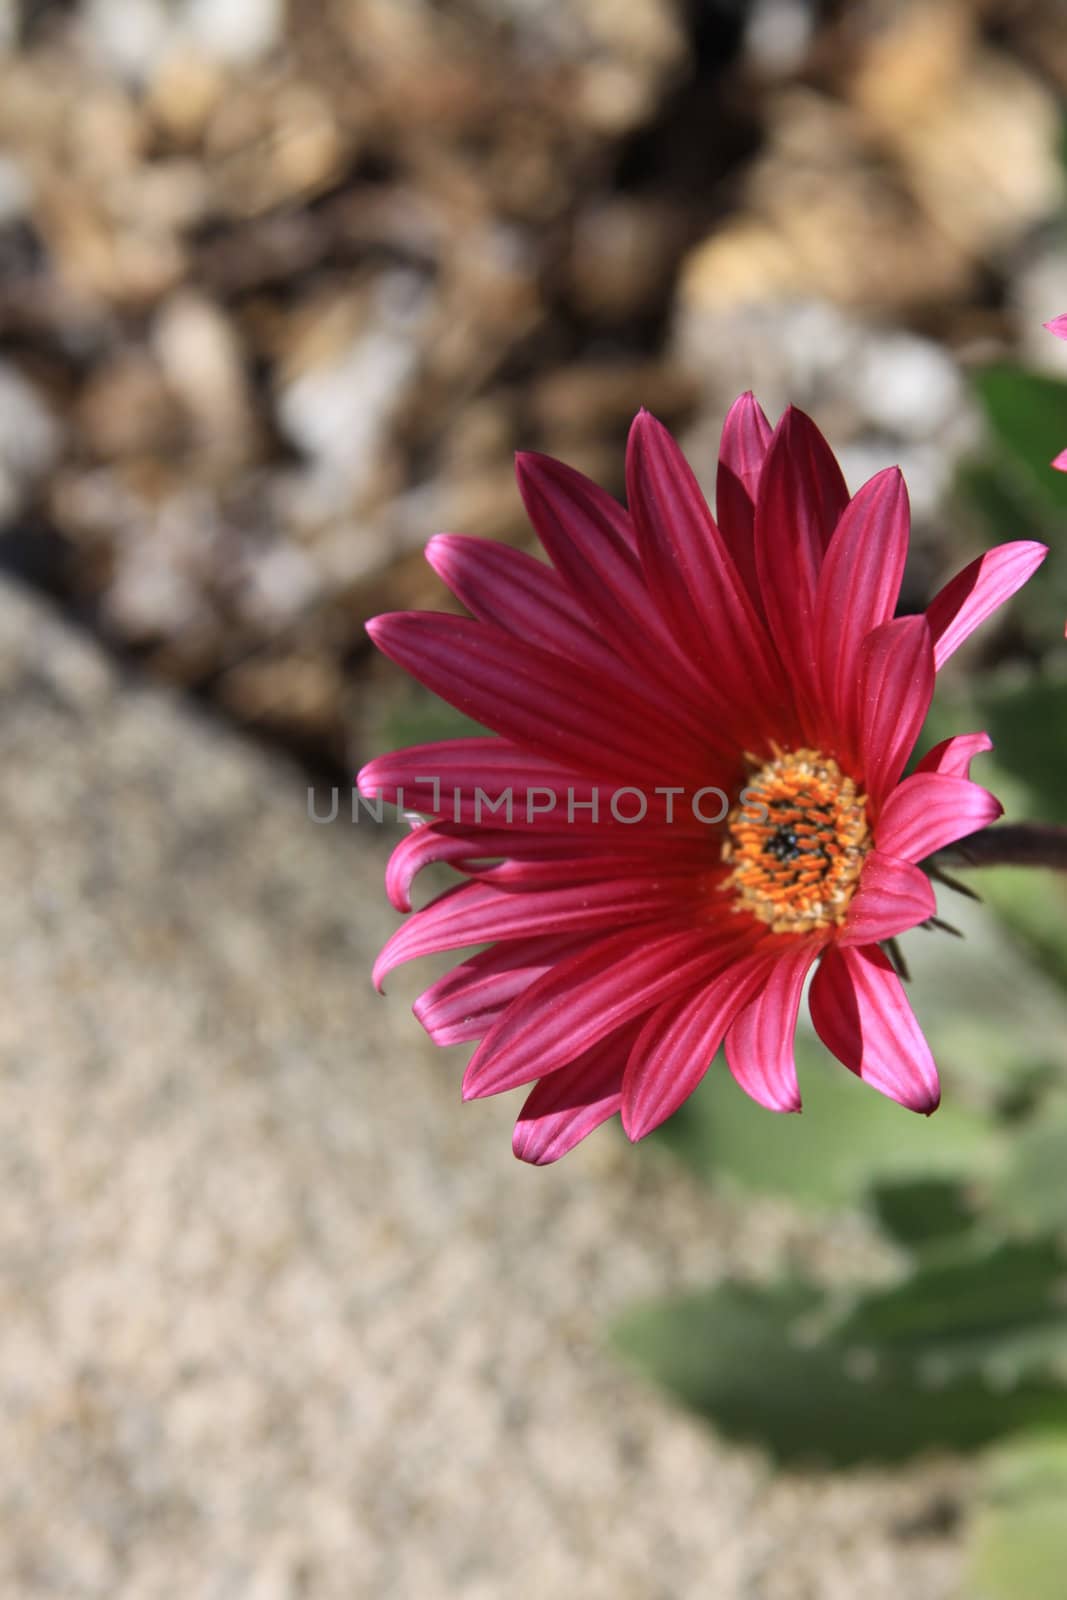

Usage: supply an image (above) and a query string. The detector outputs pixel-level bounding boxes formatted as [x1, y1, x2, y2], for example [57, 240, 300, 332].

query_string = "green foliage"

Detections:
[970, 676, 1067, 826]
[869, 1174, 978, 1250]
[649, 1034, 1000, 1211]
[970, 365, 1067, 513]
[962, 363, 1067, 643]
[613, 1252, 1067, 1466]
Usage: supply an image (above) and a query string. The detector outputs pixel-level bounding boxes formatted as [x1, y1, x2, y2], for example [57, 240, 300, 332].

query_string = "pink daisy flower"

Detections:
[361, 398, 1046, 1163]
[1044, 313, 1067, 471]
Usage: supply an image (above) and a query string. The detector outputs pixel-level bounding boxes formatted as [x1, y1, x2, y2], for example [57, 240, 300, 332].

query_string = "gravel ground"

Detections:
[0, 577, 970, 1599]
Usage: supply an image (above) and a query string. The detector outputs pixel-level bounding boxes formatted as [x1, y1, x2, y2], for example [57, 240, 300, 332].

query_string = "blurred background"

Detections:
[0, 1, 1066, 1596]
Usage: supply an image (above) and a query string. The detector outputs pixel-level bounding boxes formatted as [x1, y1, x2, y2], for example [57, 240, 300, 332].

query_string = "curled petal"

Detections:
[916, 731, 993, 780]
[414, 936, 578, 1046]
[926, 541, 1048, 669]
[840, 851, 936, 945]
[875, 772, 1002, 864]
[810, 944, 940, 1112]
[723, 939, 820, 1112]
[513, 1027, 640, 1165]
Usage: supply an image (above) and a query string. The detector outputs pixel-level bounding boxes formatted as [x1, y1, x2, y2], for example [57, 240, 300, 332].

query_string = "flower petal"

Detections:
[809, 944, 940, 1112]
[429, 533, 729, 753]
[385, 822, 492, 913]
[1044, 314, 1067, 339]
[414, 936, 578, 1046]
[621, 948, 771, 1139]
[424, 534, 719, 754]
[463, 923, 751, 1099]
[814, 467, 909, 745]
[856, 614, 935, 806]
[875, 772, 1002, 864]
[358, 740, 625, 833]
[366, 612, 707, 783]
[426, 534, 617, 664]
[754, 406, 849, 697]
[715, 391, 773, 609]
[723, 939, 820, 1112]
[926, 541, 1048, 669]
[384, 821, 686, 911]
[625, 410, 789, 740]
[514, 452, 701, 696]
[373, 878, 687, 990]
[839, 850, 936, 945]
[916, 731, 993, 780]
[513, 1028, 638, 1165]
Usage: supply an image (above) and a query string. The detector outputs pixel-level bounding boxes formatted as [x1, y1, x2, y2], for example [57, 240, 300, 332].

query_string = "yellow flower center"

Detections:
[721, 748, 870, 933]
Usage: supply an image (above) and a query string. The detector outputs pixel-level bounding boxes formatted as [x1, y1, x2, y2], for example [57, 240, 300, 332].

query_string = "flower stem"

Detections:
[941, 823, 1067, 871]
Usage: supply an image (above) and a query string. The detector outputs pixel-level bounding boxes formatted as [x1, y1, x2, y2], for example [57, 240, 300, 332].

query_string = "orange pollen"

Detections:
[721, 748, 870, 934]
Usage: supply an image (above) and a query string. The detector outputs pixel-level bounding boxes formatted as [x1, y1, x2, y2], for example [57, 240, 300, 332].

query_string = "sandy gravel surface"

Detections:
[0, 578, 967, 1599]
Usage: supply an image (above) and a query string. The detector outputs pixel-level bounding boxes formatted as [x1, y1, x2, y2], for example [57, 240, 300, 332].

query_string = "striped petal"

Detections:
[414, 936, 579, 1046]
[839, 851, 936, 945]
[366, 613, 707, 784]
[723, 939, 820, 1112]
[856, 615, 935, 807]
[810, 944, 940, 1112]
[426, 535, 615, 660]
[358, 740, 617, 832]
[926, 541, 1047, 669]
[754, 406, 849, 702]
[621, 948, 771, 1139]
[916, 731, 993, 780]
[463, 923, 750, 1099]
[373, 878, 685, 990]
[715, 390, 773, 609]
[814, 467, 909, 747]
[626, 410, 792, 740]
[875, 773, 1002, 865]
[514, 452, 705, 700]
[513, 1028, 638, 1166]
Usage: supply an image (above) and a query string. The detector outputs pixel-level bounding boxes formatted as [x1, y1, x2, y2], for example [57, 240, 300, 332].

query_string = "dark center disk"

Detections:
[765, 824, 801, 863]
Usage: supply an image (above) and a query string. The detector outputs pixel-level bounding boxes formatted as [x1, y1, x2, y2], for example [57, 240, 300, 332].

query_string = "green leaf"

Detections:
[977, 866, 1067, 993]
[971, 676, 1067, 827]
[835, 1237, 1067, 1384]
[612, 1270, 1067, 1466]
[649, 1032, 998, 1210]
[869, 1175, 977, 1249]
[971, 365, 1067, 512]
